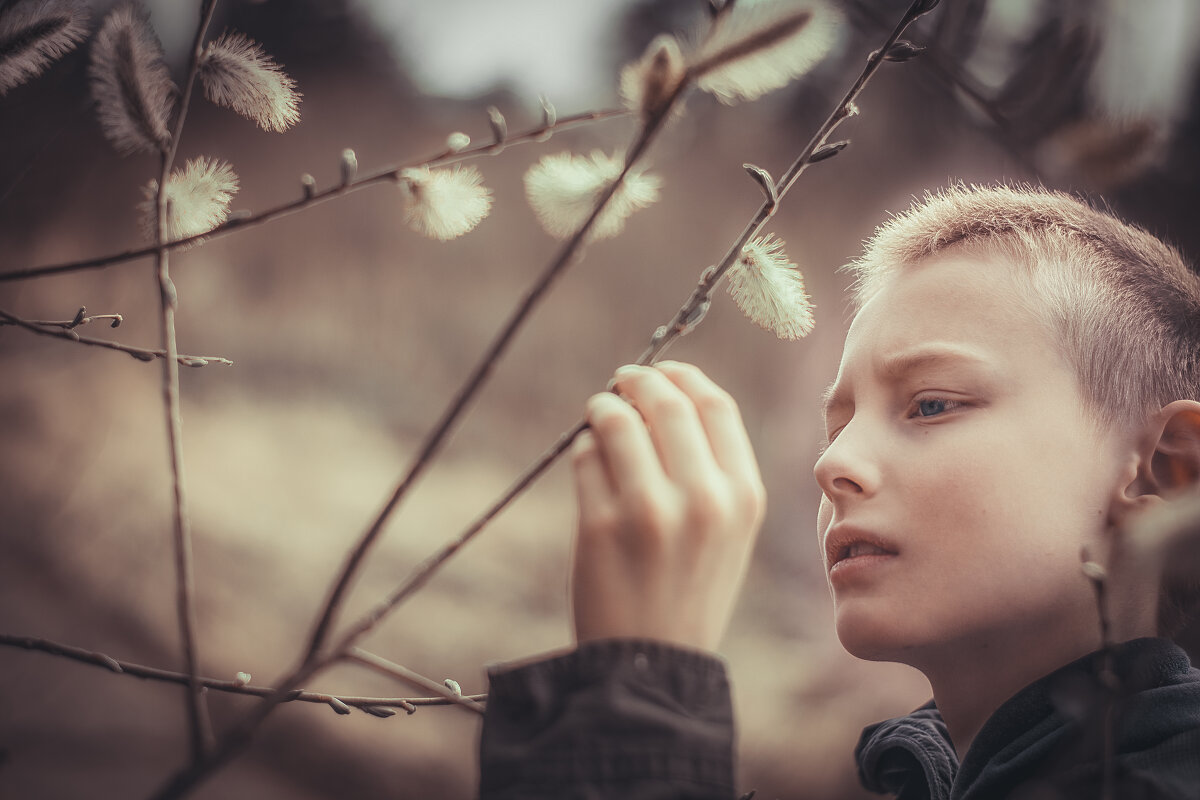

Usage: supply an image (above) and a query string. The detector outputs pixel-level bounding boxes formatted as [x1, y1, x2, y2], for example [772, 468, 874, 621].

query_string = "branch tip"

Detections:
[487, 105, 507, 144]
[810, 139, 850, 163]
[742, 163, 778, 207]
[340, 148, 357, 186]
[300, 172, 316, 199]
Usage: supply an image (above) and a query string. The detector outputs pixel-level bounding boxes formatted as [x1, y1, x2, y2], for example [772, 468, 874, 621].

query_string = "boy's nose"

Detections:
[813, 421, 880, 501]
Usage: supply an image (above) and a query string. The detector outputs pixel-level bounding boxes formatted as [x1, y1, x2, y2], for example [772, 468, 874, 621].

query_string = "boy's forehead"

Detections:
[823, 254, 1065, 415]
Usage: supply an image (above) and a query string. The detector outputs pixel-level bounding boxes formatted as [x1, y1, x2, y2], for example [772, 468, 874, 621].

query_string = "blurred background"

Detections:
[2, 0, 1199, 797]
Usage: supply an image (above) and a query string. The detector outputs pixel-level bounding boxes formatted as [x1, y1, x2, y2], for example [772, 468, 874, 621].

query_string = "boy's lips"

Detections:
[824, 524, 900, 570]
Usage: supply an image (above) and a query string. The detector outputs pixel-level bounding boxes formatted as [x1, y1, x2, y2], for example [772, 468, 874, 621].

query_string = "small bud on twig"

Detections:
[487, 105, 507, 145]
[362, 705, 397, 718]
[911, 0, 942, 17]
[881, 39, 926, 62]
[70, 307, 86, 328]
[809, 139, 849, 163]
[678, 296, 711, 335]
[233, 671, 251, 687]
[94, 653, 123, 673]
[443, 678, 462, 696]
[539, 95, 556, 128]
[742, 162, 778, 208]
[300, 173, 316, 199]
[445, 131, 470, 153]
[327, 697, 352, 715]
[340, 148, 357, 186]
[619, 34, 686, 122]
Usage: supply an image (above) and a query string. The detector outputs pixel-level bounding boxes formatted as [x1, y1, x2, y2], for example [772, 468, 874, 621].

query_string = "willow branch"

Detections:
[154, 0, 218, 764]
[347, 648, 485, 715]
[147, 54, 684, 800]
[0, 634, 484, 713]
[301, 80, 684, 666]
[319, 0, 940, 653]
[0, 305, 124, 329]
[846, 0, 1041, 175]
[0, 109, 629, 283]
[0, 308, 232, 366]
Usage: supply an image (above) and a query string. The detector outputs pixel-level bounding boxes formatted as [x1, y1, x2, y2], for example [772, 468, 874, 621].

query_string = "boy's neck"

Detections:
[920, 631, 1099, 757]
[918, 563, 1162, 757]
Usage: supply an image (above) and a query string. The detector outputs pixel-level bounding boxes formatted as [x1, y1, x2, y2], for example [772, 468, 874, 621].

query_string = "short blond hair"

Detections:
[846, 183, 1200, 635]
[846, 183, 1200, 430]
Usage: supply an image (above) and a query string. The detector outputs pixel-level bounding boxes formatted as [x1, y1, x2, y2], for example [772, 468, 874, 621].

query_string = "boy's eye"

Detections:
[913, 397, 959, 418]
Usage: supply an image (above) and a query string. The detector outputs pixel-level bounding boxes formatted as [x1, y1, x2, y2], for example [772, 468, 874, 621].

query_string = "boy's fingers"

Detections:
[655, 361, 763, 483]
[611, 365, 717, 484]
[571, 430, 615, 523]
[584, 391, 668, 497]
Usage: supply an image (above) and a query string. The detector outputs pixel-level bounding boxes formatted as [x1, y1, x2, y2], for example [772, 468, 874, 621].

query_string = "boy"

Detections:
[478, 184, 1200, 799]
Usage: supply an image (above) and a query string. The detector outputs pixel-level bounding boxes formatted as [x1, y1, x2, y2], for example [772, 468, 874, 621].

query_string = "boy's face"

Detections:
[815, 251, 1133, 667]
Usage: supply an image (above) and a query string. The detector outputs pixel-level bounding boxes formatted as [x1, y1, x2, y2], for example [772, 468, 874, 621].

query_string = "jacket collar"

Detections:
[856, 638, 1197, 800]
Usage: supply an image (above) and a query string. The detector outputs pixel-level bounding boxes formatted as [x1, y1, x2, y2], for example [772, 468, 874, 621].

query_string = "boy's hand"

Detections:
[570, 361, 766, 652]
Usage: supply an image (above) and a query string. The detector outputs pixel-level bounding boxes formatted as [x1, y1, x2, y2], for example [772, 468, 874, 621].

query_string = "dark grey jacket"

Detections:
[480, 637, 1200, 799]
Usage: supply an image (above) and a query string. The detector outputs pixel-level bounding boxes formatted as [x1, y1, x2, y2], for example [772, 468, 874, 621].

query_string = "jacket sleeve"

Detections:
[479, 638, 738, 799]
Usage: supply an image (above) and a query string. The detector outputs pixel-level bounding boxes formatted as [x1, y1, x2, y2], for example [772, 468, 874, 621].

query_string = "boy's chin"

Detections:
[834, 611, 928, 664]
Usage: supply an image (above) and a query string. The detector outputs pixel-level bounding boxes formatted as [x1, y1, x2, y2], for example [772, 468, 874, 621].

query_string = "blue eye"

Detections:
[916, 398, 951, 417]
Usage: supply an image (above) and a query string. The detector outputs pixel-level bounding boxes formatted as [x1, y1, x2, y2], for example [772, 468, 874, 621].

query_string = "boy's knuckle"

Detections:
[625, 490, 679, 536]
[697, 388, 738, 417]
[683, 484, 732, 526]
[647, 392, 689, 419]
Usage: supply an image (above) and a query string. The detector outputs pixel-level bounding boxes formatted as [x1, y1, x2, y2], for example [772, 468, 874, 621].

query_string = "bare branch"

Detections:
[0, 307, 232, 365]
[153, 0, 220, 765]
[317, 0, 939, 665]
[0, 634, 484, 712]
[347, 648, 485, 715]
[0, 108, 630, 283]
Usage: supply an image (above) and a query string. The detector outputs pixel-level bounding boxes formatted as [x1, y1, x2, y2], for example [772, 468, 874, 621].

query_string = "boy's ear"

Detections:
[1129, 400, 1200, 500]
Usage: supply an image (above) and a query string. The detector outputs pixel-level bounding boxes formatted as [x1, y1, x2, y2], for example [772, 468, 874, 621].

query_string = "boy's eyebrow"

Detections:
[879, 345, 991, 379]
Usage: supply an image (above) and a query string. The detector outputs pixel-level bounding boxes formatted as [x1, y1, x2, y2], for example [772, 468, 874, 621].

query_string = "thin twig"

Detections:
[845, 0, 1042, 176]
[1080, 550, 1118, 800]
[347, 647, 485, 715]
[0, 308, 232, 366]
[147, 41, 689, 800]
[0, 305, 124, 329]
[322, 0, 940, 655]
[0, 634, 483, 712]
[147, 8, 929, 796]
[154, 0, 219, 764]
[0, 109, 629, 283]
[302, 74, 685, 667]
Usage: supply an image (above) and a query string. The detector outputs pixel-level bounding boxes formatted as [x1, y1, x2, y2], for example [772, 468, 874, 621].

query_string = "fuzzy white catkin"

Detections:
[619, 33, 686, 120]
[198, 31, 300, 132]
[400, 165, 493, 241]
[694, 0, 838, 104]
[0, 0, 90, 95]
[523, 150, 661, 240]
[139, 157, 239, 244]
[88, 3, 175, 154]
[726, 234, 815, 339]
